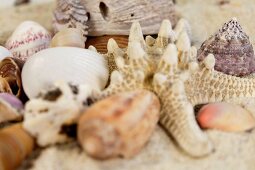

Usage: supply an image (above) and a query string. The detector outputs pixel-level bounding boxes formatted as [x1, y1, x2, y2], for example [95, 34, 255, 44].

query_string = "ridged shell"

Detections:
[0, 46, 12, 61]
[78, 90, 160, 159]
[197, 102, 255, 132]
[197, 18, 255, 77]
[53, 0, 88, 40]
[85, 35, 128, 54]
[21, 47, 109, 99]
[50, 28, 85, 48]
[5, 21, 51, 61]
[0, 124, 35, 170]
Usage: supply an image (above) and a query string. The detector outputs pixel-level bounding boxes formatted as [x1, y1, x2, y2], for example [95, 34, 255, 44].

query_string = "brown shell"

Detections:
[0, 124, 35, 170]
[197, 18, 255, 77]
[78, 90, 160, 159]
[0, 57, 23, 97]
[85, 35, 128, 53]
[53, 0, 89, 40]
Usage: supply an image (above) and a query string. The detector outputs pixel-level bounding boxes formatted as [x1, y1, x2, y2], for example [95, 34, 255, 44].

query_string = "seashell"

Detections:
[0, 57, 23, 97]
[0, 123, 35, 170]
[0, 93, 23, 123]
[197, 18, 255, 77]
[53, 0, 88, 40]
[78, 90, 160, 159]
[21, 47, 109, 99]
[5, 21, 51, 61]
[50, 28, 85, 48]
[85, 35, 128, 54]
[0, 46, 12, 61]
[197, 102, 255, 132]
[23, 82, 93, 146]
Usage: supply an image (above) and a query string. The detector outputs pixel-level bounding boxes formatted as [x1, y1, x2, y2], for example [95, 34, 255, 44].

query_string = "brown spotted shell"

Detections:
[0, 57, 23, 97]
[197, 18, 255, 77]
[53, 0, 89, 40]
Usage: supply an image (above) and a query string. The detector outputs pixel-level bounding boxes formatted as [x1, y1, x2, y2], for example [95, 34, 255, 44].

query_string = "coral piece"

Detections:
[50, 28, 85, 48]
[53, 0, 88, 40]
[0, 123, 34, 170]
[23, 82, 93, 146]
[197, 102, 255, 132]
[197, 18, 255, 77]
[5, 21, 51, 61]
[78, 90, 160, 159]
[0, 57, 23, 97]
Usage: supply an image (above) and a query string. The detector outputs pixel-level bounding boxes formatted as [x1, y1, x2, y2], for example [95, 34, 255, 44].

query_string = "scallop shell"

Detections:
[0, 57, 23, 97]
[197, 18, 255, 77]
[21, 47, 109, 99]
[197, 102, 255, 132]
[5, 21, 51, 61]
[0, 123, 35, 170]
[50, 28, 85, 48]
[0, 46, 12, 61]
[53, 0, 88, 40]
[85, 35, 128, 54]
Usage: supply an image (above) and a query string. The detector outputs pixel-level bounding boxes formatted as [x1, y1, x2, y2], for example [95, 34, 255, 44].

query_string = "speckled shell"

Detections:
[5, 21, 51, 61]
[0, 46, 12, 61]
[197, 18, 255, 77]
[0, 57, 23, 97]
[53, 0, 88, 40]
[78, 90, 160, 159]
[0, 124, 35, 170]
[21, 47, 109, 99]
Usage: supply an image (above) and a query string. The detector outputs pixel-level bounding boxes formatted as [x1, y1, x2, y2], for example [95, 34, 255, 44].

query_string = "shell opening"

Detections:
[99, 2, 109, 21]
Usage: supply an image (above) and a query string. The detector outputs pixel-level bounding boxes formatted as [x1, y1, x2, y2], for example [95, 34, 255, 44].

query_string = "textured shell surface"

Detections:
[197, 18, 255, 77]
[78, 89, 160, 159]
[53, 0, 88, 39]
[22, 47, 109, 99]
[5, 21, 51, 61]
[23, 82, 93, 146]
[0, 46, 12, 61]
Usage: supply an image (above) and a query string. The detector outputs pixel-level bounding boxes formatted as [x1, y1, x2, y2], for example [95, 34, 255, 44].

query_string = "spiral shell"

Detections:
[78, 90, 160, 159]
[50, 28, 85, 48]
[5, 21, 51, 61]
[197, 18, 255, 77]
[21, 47, 109, 99]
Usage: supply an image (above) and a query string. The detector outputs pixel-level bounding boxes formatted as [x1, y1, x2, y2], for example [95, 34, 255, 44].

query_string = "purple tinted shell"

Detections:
[197, 18, 255, 77]
[0, 93, 23, 110]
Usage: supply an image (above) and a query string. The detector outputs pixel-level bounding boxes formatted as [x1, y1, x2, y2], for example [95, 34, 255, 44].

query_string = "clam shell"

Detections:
[5, 21, 51, 61]
[197, 18, 255, 77]
[50, 28, 85, 48]
[0, 123, 35, 170]
[197, 102, 255, 132]
[22, 47, 109, 99]
[0, 46, 12, 61]
[85, 35, 128, 54]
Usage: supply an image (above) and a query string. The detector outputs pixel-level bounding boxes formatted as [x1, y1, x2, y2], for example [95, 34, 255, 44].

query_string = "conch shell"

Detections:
[0, 123, 35, 170]
[50, 28, 85, 48]
[197, 18, 255, 77]
[0, 57, 23, 97]
[78, 90, 160, 159]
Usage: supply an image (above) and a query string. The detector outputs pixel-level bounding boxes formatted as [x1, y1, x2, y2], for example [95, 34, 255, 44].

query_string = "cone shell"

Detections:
[0, 124, 35, 170]
[50, 28, 85, 48]
[86, 35, 128, 54]
[78, 90, 160, 159]
[197, 102, 255, 132]
[21, 47, 108, 99]
[197, 18, 255, 77]
[0, 46, 12, 61]
[0, 57, 23, 97]
[5, 21, 51, 61]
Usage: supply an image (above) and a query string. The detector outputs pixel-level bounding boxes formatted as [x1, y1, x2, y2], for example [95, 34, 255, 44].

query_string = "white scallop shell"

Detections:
[21, 47, 109, 99]
[5, 21, 51, 61]
[0, 46, 12, 61]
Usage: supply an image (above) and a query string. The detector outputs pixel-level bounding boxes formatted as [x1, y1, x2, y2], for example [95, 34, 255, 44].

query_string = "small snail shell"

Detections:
[50, 28, 85, 48]
[0, 123, 35, 170]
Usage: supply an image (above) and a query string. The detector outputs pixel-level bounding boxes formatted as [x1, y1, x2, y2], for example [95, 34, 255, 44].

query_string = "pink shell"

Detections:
[5, 21, 51, 61]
